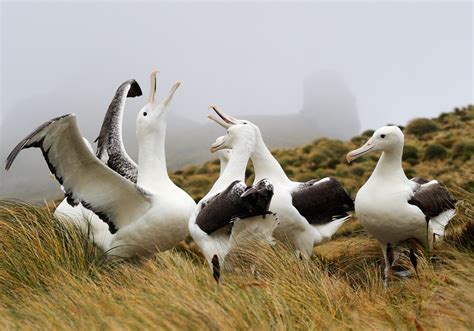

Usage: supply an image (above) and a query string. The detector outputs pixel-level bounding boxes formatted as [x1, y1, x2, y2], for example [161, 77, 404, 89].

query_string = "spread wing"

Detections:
[95, 79, 141, 183]
[291, 177, 354, 224]
[5, 114, 151, 234]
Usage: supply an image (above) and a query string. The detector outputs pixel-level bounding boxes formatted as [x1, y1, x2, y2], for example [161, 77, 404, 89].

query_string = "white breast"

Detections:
[355, 181, 427, 246]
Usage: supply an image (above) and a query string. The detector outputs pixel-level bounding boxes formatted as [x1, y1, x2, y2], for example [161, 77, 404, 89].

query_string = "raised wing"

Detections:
[95, 79, 141, 183]
[408, 179, 457, 220]
[5, 114, 151, 234]
[291, 177, 354, 224]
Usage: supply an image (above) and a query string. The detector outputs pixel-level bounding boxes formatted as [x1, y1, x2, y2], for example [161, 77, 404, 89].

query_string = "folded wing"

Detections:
[408, 179, 457, 235]
[5, 114, 151, 234]
[196, 179, 274, 235]
[291, 177, 354, 224]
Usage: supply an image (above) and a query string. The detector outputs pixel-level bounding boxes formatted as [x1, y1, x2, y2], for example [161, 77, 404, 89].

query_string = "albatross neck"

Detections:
[251, 133, 291, 184]
[209, 147, 250, 195]
[136, 126, 173, 192]
[369, 144, 407, 184]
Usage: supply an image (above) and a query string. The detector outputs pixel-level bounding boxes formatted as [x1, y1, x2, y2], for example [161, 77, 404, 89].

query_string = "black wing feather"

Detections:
[292, 177, 354, 225]
[196, 179, 275, 235]
[408, 180, 457, 220]
[95, 79, 141, 183]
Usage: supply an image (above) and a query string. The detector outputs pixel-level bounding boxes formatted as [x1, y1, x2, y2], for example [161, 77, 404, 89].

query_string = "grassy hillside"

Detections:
[1, 106, 473, 329]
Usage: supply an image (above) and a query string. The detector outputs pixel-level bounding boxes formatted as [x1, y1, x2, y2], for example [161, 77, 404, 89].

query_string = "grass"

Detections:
[1, 106, 473, 329]
[0, 187, 473, 330]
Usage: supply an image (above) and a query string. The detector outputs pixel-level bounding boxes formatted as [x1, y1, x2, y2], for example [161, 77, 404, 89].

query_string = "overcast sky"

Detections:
[0, 1, 472, 199]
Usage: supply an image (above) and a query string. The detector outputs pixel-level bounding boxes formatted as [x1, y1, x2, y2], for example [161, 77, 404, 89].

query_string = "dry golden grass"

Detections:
[1, 107, 473, 329]
[1, 187, 473, 330]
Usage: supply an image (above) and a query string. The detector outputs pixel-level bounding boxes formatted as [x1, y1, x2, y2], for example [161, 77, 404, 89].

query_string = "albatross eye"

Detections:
[143, 112, 148, 117]
[380, 134, 386, 138]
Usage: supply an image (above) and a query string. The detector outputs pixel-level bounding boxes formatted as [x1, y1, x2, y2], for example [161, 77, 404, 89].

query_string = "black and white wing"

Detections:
[95, 79, 142, 183]
[5, 114, 151, 234]
[291, 177, 354, 224]
[196, 179, 274, 235]
[408, 178, 457, 237]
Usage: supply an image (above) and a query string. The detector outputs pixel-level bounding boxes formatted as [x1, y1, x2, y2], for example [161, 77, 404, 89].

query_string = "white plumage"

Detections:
[6, 71, 196, 258]
[347, 125, 457, 286]
[208, 106, 354, 258]
[189, 125, 278, 281]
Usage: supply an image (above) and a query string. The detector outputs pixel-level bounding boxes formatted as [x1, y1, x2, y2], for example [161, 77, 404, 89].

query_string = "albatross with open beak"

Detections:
[189, 119, 279, 282]
[347, 126, 457, 286]
[208, 106, 354, 259]
[6, 70, 196, 258]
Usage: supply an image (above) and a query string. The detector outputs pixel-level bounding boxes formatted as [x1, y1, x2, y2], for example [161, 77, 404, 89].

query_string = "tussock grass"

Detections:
[1, 189, 473, 330]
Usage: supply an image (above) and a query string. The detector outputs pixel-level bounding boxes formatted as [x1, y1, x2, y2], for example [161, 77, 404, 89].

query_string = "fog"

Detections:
[0, 1, 472, 200]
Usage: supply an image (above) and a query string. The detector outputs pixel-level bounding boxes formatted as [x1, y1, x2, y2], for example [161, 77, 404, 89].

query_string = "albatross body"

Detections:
[189, 127, 278, 281]
[208, 106, 354, 258]
[6, 71, 196, 258]
[347, 126, 457, 285]
[54, 79, 142, 251]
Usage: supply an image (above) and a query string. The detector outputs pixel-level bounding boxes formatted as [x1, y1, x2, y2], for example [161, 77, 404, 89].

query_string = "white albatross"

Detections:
[5, 71, 196, 258]
[54, 79, 142, 251]
[208, 106, 354, 258]
[346, 126, 457, 286]
[189, 125, 279, 281]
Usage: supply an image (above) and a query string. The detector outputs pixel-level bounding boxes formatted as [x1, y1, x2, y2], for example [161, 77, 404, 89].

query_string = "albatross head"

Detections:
[208, 106, 257, 154]
[346, 126, 404, 163]
[136, 70, 181, 137]
[212, 136, 232, 174]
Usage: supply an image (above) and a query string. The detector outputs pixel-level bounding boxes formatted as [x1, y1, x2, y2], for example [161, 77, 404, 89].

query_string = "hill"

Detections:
[172, 105, 474, 201]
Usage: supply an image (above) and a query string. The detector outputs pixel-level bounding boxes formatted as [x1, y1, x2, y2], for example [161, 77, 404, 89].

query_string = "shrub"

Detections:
[195, 166, 209, 174]
[301, 145, 313, 154]
[183, 165, 197, 176]
[361, 129, 375, 137]
[402, 145, 419, 165]
[187, 176, 211, 187]
[452, 141, 474, 160]
[405, 118, 439, 136]
[350, 166, 365, 177]
[423, 144, 448, 161]
[402, 145, 419, 160]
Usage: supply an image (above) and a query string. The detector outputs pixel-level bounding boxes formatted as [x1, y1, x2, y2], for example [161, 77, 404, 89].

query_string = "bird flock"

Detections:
[5, 70, 457, 286]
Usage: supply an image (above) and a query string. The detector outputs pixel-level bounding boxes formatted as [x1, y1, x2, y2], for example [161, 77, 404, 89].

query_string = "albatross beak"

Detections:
[346, 137, 375, 163]
[148, 69, 159, 104]
[207, 105, 237, 128]
[210, 137, 227, 153]
[161, 81, 181, 107]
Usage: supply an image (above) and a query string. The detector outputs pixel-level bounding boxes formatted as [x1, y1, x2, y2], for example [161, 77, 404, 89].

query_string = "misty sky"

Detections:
[0, 1, 472, 199]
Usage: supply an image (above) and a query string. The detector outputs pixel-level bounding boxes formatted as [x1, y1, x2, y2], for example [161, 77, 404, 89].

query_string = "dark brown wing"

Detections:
[408, 180, 457, 220]
[196, 179, 275, 235]
[291, 177, 354, 225]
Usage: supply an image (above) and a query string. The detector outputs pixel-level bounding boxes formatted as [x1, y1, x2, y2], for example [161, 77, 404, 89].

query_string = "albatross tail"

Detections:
[312, 215, 350, 245]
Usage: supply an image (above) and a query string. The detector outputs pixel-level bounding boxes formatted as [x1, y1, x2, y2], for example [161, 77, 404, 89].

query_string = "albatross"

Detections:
[189, 126, 278, 282]
[346, 126, 457, 286]
[6, 70, 196, 258]
[208, 106, 354, 259]
[54, 79, 142, 251]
